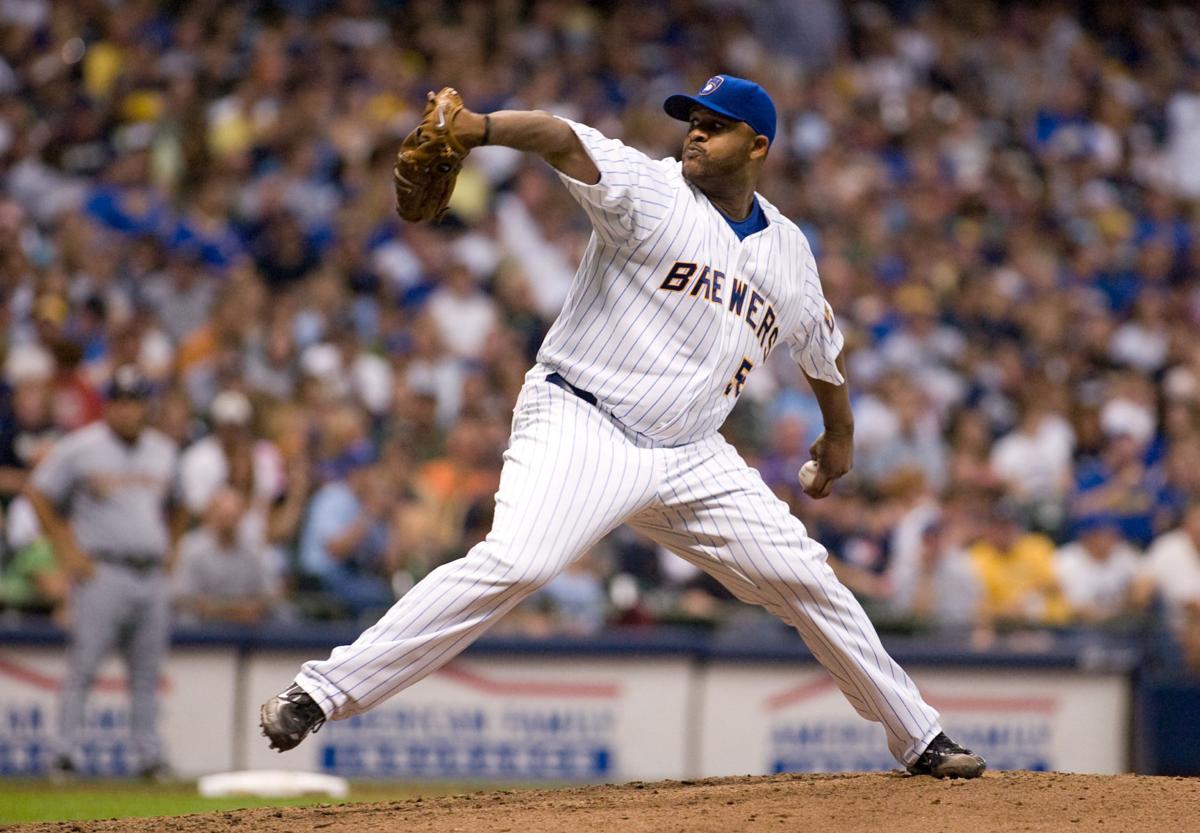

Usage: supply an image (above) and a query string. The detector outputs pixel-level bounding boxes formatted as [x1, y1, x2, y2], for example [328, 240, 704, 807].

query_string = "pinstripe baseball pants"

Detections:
[296, 370, 942, 765]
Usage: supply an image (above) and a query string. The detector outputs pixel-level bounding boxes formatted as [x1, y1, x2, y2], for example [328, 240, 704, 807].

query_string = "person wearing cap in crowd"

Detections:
[297, 441, 399, 618]
[178, 389, 304, 604]
[24, 365, 181, 779]
[0, 344, 59, 502]
[1071, 396, 1159, 548]
[894, 512, 983, 631]
[1054, 514, 1142, 624]
[177, 389, 284, 519]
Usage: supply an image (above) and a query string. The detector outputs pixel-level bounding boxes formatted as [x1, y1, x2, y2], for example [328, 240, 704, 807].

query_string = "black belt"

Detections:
[93, 552, 164, 574]
[546, 372, 597, 406]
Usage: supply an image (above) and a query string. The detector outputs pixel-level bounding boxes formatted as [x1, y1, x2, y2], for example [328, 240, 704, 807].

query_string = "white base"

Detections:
[197, 770, 350, 799]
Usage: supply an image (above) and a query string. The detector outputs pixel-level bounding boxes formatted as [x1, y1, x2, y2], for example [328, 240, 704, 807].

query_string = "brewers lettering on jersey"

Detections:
[261, 75, 986, 779]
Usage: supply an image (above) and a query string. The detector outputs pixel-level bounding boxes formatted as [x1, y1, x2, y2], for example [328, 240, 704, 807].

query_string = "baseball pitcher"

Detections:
[261, 75, 985, 779]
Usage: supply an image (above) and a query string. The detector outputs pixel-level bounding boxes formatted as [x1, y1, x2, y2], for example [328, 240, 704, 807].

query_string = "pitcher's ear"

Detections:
[750, 134, 769, 160]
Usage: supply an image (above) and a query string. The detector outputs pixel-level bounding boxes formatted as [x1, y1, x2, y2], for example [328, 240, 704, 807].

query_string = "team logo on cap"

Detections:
[699, 76, 724, 95]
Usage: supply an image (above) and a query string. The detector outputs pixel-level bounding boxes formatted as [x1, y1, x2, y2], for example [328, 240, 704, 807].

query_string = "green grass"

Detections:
[0, 780, 481, 825]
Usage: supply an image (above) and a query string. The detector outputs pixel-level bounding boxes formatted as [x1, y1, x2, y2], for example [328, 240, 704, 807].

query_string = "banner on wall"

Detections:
[241, 654, 694, 781]
[0, 647, 238, 777]
[0, 645, 1133, 780]
[698, 665, 1130, 776]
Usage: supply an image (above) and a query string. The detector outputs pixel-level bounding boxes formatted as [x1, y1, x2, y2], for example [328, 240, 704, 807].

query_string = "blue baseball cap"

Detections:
[322, 440, 379, 480]
[1074, 513, 1120, 536]
[664, 74, 777, 144]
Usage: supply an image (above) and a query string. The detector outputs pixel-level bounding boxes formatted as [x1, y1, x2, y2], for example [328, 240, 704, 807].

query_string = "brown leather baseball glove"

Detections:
[392, 87, 470, 223]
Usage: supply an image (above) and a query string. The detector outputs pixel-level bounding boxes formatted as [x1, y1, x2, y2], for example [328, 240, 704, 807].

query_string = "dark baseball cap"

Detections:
[324, 441, 379, 480]
[1074, 513, 1120, 536]
[106, 364, 153, 400]
[664, 74, 777, 144]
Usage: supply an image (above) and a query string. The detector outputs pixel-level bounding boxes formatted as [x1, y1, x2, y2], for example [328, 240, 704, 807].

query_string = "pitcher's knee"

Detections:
[467, 541, 565, 593]
[506, 552, 563, 590]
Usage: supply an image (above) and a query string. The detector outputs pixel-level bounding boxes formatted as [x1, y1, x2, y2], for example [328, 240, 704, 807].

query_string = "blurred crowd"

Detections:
[1, 0, 1199, 665]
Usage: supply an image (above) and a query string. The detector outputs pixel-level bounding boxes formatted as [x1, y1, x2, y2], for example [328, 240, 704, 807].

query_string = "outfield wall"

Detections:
[0, 623, 1139, 779]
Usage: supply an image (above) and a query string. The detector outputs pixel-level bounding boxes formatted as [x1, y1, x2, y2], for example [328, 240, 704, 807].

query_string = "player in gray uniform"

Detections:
[262, 75, 986, 778]
[26, 365, 180, 778]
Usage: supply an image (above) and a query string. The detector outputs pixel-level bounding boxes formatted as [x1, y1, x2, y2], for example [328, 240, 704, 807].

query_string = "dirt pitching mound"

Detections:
[7, 771, 1198, 833]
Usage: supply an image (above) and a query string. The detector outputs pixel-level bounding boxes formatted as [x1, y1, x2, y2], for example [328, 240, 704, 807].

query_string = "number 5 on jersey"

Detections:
[724, 357, 754, 398]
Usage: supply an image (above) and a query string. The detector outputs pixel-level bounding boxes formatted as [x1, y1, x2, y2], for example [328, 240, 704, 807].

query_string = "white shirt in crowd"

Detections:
[178, 436, 284, 516]
[427, 288, 498, 361]
[989, 413, 1075, 502]
[1142, 528, 1200, 629]
[1054, 540, 1141, 620]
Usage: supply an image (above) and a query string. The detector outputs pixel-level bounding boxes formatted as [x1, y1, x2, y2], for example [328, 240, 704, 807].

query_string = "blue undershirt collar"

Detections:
[720, 196, 768, 240]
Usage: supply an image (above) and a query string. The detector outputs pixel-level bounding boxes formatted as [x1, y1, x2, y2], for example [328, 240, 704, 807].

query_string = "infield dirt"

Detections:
[5, 770, 1198, 833]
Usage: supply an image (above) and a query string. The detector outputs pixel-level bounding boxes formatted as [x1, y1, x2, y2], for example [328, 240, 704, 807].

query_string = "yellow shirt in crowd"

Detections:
[969, 533, 1070, 625]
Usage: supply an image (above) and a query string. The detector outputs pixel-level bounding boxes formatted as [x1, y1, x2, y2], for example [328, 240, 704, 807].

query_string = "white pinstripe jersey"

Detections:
[537, 118, 845, 446]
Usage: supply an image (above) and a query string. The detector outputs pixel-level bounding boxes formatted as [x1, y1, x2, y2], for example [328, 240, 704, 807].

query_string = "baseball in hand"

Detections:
[798, 460, 820, 490]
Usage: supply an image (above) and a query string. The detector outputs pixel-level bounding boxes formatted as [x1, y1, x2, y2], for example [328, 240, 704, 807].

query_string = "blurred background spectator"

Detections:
[173, 486, 278, 625]
[1136, 502, 1200, 637]
[298, 442, 401, 618]
[0, 0, 1198, 669]
[968, 500, 1069, 628]
[1054, 514, 1141, 625]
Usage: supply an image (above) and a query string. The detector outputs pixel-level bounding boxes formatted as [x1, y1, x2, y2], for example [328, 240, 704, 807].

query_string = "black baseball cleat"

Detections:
[260, 683, 327, 752]
[907, 732, 987, 779]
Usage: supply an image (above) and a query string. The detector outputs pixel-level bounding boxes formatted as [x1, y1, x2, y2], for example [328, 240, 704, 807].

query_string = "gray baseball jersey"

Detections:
[31, 422, 178, 558]
[36, 420, 179, 773]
